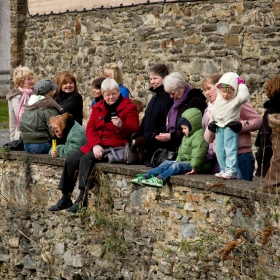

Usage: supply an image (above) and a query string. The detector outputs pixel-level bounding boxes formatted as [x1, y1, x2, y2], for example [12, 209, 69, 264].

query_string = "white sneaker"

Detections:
[215, 170, 225, 178]
[220, 170, 237, 180]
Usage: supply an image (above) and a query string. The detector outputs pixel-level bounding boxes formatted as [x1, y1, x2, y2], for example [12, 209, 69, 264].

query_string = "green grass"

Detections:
[0, 99, 9, 129]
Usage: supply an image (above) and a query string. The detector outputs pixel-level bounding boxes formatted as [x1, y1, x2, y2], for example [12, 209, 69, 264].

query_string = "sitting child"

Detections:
[131, 108, 211, 188]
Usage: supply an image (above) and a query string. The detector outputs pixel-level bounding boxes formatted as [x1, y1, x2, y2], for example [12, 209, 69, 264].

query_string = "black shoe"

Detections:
[67, 198, 88, 213]
[48, 198, 73, 211]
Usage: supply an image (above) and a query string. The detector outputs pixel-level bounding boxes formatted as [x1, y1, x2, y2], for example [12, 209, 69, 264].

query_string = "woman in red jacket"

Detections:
[49, 78, 139, 213]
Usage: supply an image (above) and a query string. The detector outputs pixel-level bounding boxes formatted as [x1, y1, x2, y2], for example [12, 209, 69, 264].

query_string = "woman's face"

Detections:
[168, 86, 185, 100]
[21, 74, 35, 90]
[52, 124, 63, 138]
[93, 87, 102, 98]
[203, 81, 217, 104]
[103, 89, 120, 105]
[149, 73, 164, 89]
[61, 79, 75, 93]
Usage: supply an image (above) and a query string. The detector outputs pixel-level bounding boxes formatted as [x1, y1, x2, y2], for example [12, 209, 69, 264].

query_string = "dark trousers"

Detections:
[58, 150, 101, 194]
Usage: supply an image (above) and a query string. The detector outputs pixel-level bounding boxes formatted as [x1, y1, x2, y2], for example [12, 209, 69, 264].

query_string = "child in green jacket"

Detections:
[131, 108, 211, 188]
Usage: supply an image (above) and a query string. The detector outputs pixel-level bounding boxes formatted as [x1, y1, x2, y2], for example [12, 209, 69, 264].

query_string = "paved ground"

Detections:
[0, 130, 10, 147]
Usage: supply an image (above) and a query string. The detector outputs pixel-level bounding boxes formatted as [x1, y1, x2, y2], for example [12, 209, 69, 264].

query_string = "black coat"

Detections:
[54, 91, 83, 125]
[137, 85, 173, 155]
[168, 88, 207, 149]
[255, 94, 280, 177]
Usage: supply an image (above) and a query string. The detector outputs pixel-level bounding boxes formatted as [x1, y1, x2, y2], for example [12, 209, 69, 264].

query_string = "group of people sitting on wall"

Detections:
[5, 62, 280, 213]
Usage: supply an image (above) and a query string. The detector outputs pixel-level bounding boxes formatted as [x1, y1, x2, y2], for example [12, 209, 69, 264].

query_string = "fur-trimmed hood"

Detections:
[268, 113, 280, 130]
[6, 88, 21, 100]
[24, 97, 62, 112]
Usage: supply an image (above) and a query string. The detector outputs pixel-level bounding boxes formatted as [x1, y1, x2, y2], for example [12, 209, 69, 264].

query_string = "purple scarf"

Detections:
[166, 85, 191, 133]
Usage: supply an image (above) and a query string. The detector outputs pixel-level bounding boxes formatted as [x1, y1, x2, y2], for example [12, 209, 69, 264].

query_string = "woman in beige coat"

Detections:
[6, 66, 34, 141]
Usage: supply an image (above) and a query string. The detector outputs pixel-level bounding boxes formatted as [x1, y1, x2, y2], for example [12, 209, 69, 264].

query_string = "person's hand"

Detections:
[134, 136, 146, 146]
[208, 121, 217, 133]
[111, 116, 122, 128]
[93, 145, 103, 160]
[51, 150, 57, 157]
[185, 169, 197, 175]
[237, 77, 245, 85]
[155, 133, 171, 142]
[226, 121, 242, 133]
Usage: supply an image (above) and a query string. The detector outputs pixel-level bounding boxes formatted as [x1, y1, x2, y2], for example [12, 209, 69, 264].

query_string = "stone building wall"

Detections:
[10, 0, 280, 121]
[0, 154, 279, 279]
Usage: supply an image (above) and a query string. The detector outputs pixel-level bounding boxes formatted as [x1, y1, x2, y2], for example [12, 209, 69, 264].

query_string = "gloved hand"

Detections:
[208, 121, 217, 133]
[226, 121, 242, 133]
[237, 77, 245, 85]
[133, 136, 146, 146]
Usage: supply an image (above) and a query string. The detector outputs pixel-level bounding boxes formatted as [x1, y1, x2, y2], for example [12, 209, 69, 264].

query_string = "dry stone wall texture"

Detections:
[12, 0, 280, 122]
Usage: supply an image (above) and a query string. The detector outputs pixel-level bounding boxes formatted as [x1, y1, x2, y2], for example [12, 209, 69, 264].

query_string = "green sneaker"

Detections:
[131, 174, 145, 186]
[142, 175, 163, 188]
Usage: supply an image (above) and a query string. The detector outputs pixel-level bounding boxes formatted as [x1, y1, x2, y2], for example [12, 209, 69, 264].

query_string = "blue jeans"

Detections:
[24, 142, 51, 154]
[145, 160, 192, 183]
[237, 152, 255, 181]
[215, 127, 238, 173]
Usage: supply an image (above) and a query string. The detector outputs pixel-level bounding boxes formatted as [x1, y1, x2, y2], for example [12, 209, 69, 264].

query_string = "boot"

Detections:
[48, 194, 73, 211]
[67, 191, 88, 213]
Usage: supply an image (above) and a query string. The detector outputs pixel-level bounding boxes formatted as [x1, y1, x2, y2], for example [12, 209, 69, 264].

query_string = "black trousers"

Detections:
[58, 150, 101, 194]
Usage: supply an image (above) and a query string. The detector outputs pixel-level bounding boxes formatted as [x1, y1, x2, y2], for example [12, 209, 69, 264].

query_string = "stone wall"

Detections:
[11, 0, 280, 121]
[0, 152, 279, 279]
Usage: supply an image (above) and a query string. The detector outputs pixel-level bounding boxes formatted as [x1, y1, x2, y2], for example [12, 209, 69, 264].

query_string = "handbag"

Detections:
[103, 147, 125, 164]
[123, 142, 148, 164]
[148, 148, 177, 168]
[3, 137, 24, 151]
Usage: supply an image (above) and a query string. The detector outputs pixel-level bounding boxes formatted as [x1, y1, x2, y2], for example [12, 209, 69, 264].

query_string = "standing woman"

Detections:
[19, 79, 61, 154]
[54, 71, 83, 125]
[6, 66, 35, 141]
[103, 62, 130, 98]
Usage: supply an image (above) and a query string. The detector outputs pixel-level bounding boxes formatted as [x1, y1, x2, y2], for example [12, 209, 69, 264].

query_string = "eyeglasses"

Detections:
[26, 77, 35, 82]
[103, 92, 119, 98]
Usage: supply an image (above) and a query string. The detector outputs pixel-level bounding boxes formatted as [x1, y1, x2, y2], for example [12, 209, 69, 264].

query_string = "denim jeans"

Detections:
[145, 160, 192, 183]
[236, 152, 255, 181]
[215, 127, 238, 173]
[24, 142, 52, 154]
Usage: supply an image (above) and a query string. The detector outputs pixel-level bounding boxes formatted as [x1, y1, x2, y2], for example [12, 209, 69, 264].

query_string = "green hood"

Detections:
[181, 108, 203, 136]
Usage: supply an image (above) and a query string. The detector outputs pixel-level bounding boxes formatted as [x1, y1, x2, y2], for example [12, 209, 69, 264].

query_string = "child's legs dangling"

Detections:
[145, 160, 175, 178]
[158, 161, 192, 182]
[224, 127, 238, 173]
[215, 127, 226, 171]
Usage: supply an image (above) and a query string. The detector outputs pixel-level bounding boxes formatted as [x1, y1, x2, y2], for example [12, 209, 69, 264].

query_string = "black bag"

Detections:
[148, 148, 177, 168]
[123, 142, 148, 164]
[3, 137, 24, 151]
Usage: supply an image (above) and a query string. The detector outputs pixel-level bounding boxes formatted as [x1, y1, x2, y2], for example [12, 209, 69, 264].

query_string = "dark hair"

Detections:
[92, 76, 106, 89]
[148, 63, 169, 78]
[264, 75, 280, 99]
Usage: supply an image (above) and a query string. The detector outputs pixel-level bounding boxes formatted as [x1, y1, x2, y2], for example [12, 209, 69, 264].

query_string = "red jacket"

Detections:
[80, 97, 139, 154]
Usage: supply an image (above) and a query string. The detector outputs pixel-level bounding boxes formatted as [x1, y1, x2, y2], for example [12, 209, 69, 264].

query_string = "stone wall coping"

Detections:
[0, 151, 264, 200]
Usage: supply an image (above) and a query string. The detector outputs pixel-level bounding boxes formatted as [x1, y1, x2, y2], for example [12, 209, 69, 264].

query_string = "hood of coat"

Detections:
[215, 72, 239, 98]
[181, 107, 203, 137]
[6, 88, 21, 100]
[23, 97, 62, 112]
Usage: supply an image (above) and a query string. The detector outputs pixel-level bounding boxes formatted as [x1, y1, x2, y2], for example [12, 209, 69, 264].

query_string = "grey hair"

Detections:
[163, 72, 188, 92]
[101, 78, 120, 95]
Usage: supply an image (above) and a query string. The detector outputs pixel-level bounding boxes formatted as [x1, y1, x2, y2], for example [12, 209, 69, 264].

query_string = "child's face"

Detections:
[181, 124, 190, 136]
[203, 81, 217, 104]
[219, 88, 235, 101]
[92, 86, 102, 98]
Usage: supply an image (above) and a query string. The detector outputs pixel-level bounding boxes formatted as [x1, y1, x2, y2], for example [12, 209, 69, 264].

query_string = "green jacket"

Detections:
[19, 97, 61, 144]
[176, 108, 211, 172]
[54, 121, 87, 158]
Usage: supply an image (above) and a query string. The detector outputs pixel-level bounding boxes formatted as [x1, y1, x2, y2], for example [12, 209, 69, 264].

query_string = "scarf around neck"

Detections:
[16, 87, 34, 128]
[104, 94, 123, 122]
[166, 85, 191, 132]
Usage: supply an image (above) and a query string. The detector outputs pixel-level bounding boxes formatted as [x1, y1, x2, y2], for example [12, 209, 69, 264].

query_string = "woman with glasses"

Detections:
[6, 66, 35, 141]
[48, 112, 87, 158]
[49, 78, 139, 214]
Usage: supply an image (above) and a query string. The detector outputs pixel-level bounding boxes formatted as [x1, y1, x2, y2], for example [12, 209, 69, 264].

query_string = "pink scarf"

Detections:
[16, 87, 33, 128]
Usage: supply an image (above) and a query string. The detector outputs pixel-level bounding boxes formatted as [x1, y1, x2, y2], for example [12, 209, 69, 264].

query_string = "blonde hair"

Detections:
[13, 66, 34, 88]
[103, 62, 123, 84]
[48, 112, 73, 137]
